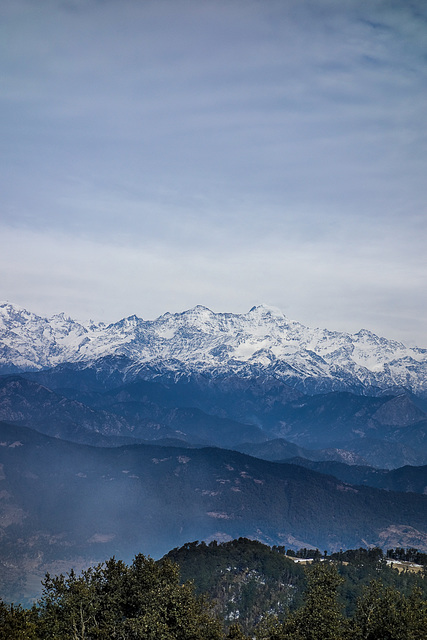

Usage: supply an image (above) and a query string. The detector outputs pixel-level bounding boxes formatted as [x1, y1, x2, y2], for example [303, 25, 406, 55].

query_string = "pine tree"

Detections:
[354, 580, 427, 640]
[268, 563, 350, 640]
[0, 600, 38, 640]
[36, 554, 223, 640]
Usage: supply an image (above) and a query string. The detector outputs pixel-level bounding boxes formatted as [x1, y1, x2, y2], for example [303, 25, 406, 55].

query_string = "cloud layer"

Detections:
[1, 0, 426, 344]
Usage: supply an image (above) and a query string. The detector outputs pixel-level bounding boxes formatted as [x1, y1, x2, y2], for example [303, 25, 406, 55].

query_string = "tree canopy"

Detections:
[1, 545, 426, 640]
[35, 554, 223, 640]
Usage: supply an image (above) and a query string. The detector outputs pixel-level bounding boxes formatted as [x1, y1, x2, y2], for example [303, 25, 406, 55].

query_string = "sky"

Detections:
[1, 0, 426, 345]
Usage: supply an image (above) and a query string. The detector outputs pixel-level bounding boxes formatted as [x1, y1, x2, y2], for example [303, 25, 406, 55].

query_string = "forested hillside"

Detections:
[1, 539, 426, 639]
[3, 419, 427, 606]
[165, 538, 427, 634]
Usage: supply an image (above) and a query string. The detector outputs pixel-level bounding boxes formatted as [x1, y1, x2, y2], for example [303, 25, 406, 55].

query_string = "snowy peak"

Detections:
[251, 304, 301, 327]
[1, 302, 427, 397]
[172, 305, 217, 329]
[248, 304, 287, 319]
[0, 302, 42, 326]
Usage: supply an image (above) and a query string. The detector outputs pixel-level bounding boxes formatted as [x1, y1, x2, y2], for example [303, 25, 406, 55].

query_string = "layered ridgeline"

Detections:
[1, 302, 427, 396]
[1, 302, 427, 469]
[1, 420, 427, 605]
[1, 302, 427, 605]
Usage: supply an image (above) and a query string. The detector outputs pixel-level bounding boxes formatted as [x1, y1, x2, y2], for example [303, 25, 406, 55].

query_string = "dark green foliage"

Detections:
[354, 581, 427, 640]
[386, 547, 427, 566]
[36, 554, 223, 640]
[0, 600, 37, 640]
[1, 543, 427, 640]
[164, 538, 305, 634]
[330, 546, 384, 565]
[258, 564, 427, 640]
[295, 548, 322, 559]
[332, 547, 427, 617]
[225, 623, 251, 639]
[265, 563, 350, 640]
[165, 540, 427, 636]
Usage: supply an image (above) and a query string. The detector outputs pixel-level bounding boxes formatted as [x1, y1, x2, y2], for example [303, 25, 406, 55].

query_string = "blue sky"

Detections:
[1, 0, 426, 344]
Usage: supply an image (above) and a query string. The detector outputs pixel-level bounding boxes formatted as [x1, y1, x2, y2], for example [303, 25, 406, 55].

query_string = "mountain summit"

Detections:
[1, 302, 427, 396]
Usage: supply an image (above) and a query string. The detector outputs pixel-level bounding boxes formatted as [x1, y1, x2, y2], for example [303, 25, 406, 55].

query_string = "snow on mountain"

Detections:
[1, 302, 427, 396]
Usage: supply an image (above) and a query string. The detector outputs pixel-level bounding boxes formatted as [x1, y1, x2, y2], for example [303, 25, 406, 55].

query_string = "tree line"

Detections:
[165, 539, 427, 630]
[1, 547, 426, 640]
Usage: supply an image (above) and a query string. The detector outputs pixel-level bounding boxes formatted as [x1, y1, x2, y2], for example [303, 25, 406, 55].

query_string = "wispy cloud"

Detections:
[1, 0, 426, 343]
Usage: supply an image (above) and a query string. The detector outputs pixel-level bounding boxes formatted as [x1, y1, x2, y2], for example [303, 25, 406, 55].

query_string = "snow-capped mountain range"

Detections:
[1, 302, 427, 396]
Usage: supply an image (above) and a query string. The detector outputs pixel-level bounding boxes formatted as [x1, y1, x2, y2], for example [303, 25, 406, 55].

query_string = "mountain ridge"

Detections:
[3, 366, 426, 468]
[1, 302, 427, 397]
[1, 419, 427, 603]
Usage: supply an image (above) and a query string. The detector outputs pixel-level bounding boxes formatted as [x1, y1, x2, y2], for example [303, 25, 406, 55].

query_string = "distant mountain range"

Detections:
[1, 302, 427, 466]
[1, 369, 426, 468]
[1, 302, 427, 604]
[1, 302, 427, 396]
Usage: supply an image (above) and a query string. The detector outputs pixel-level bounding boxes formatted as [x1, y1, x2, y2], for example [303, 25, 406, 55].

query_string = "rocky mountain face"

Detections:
[1, 302, 427, 397]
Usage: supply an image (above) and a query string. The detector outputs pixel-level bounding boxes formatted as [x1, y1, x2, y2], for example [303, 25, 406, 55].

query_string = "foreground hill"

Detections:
[1, 420, 426, 604]
[164, 538, 427, 634]
[165, 538, 306, 632]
